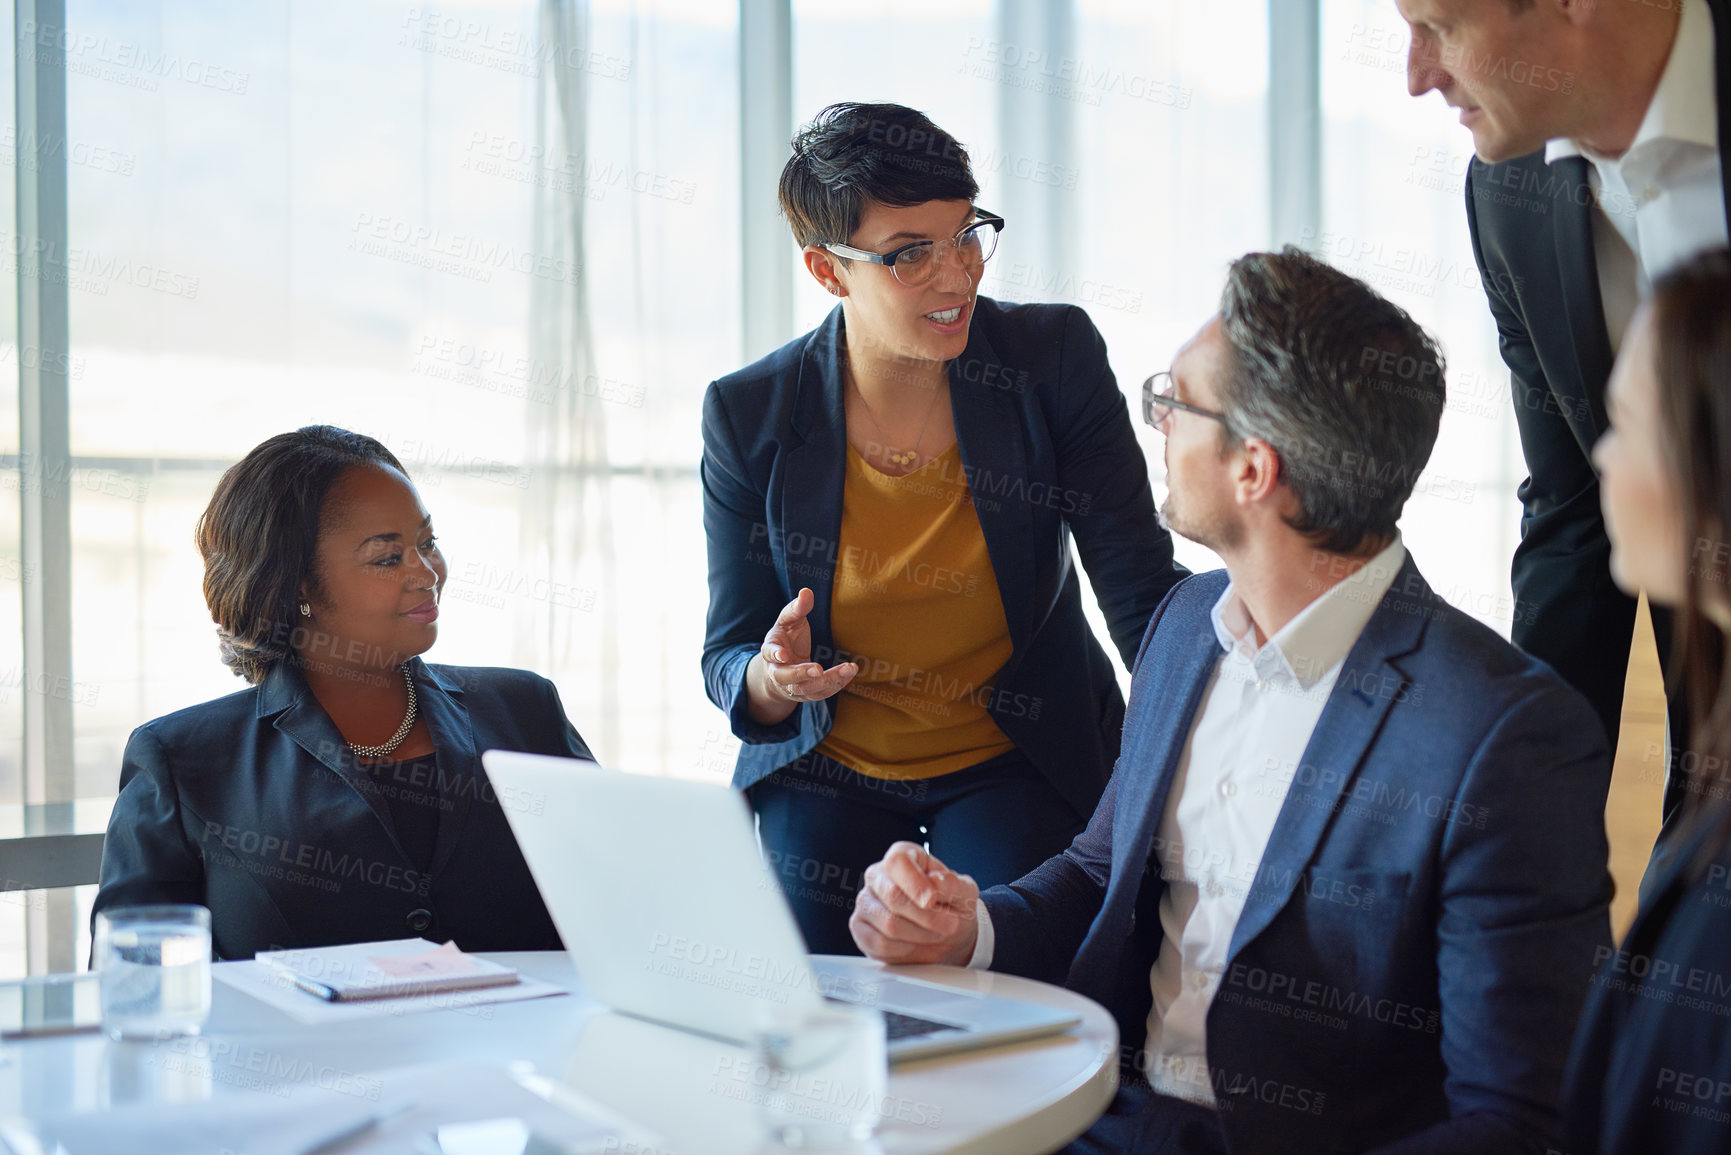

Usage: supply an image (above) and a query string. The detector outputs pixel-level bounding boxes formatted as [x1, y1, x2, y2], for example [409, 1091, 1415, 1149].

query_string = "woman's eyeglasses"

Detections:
[823, 209, 1006, 288]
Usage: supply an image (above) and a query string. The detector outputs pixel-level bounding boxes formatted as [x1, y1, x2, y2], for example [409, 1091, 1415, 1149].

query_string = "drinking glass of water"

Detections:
[93, 904, 211, 1041]
[752, 1001, 886, 1149]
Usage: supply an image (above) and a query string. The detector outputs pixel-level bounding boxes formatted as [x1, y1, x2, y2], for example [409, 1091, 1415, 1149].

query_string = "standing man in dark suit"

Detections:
[1398, 0, 1730, 818]
[850, 250, 1613, 1154]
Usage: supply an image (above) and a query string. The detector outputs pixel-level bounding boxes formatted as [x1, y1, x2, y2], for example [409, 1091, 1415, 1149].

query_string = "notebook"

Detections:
[257, 938, 521, 1002]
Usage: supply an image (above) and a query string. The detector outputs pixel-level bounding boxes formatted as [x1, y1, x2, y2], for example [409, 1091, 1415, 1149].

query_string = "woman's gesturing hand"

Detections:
[745, 588, 859, 725]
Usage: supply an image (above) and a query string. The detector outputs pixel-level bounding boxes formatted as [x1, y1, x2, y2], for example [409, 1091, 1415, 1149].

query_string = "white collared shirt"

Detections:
[968, 537, 1407, 1109]
[1544, 0, 1726, 353]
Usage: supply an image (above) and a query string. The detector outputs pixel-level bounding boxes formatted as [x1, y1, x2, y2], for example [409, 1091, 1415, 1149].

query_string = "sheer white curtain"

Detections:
[522, 0, 616, 754]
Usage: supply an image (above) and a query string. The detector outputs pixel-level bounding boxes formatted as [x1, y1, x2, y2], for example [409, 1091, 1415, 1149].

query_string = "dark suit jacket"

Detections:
[94, 659, 592, 960]
[1464, 0, 1730, 763]
[1563, 809, 1731, 1155]
[700, 298, 1186, 818]
[983, 559, 1613, 1154]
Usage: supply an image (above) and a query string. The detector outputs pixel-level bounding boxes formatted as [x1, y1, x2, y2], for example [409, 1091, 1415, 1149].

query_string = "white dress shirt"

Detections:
[968, 537, 1407, 1110]
[1545, 0, 1726, 353]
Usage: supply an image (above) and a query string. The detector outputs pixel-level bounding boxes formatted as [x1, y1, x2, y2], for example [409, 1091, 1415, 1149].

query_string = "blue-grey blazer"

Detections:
[700, 298, 1185, 816]
[94, 659, 592, 960]
[983, 559, 1613, 1153]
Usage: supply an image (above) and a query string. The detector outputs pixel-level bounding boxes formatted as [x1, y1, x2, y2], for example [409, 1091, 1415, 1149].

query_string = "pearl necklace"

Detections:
[349, 665, 418, 758]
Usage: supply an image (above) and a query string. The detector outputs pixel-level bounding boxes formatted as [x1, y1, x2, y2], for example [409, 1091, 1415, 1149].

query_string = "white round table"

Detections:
[0, 952, 1118, 1155]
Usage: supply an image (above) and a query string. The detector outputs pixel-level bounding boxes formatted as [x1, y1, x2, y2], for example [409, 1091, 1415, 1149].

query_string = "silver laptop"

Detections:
[482, 750, 1081, 1062]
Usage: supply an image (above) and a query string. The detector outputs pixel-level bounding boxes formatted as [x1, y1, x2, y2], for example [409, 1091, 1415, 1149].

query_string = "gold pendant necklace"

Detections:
[851, 371, 942, 471]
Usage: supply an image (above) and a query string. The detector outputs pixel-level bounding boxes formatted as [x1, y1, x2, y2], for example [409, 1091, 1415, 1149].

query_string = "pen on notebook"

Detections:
[297, 1102, 414, 1155]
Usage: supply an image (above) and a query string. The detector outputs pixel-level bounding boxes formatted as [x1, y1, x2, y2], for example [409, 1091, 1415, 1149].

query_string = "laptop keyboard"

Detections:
[825, 995, 963, 1040]
[883, 1008, 963, 1040]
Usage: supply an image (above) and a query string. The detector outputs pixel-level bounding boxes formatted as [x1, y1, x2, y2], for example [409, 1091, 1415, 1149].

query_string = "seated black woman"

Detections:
[93, 426, 593, 959]
[701, 102, 1186, 953]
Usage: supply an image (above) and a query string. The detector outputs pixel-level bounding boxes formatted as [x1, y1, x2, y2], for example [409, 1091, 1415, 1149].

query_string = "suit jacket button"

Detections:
[406, 908, 433, 933]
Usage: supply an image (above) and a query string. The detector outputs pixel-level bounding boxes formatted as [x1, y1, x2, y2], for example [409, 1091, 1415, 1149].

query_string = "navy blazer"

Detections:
[94, 659, 592, 960]
[1463, 0, 1730, 760]
[1563, 810, 1731, 1155]
[700, 298, 1185, 816]
[982, 559, 1613, 1153]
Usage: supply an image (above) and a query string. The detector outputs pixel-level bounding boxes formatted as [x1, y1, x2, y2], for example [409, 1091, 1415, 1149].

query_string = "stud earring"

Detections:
[299, 602, 311, 617]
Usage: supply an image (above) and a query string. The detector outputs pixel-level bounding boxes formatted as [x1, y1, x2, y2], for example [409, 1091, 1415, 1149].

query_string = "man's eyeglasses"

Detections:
[823, 209, 1006, 288]
[1142, 372, 1231, 432]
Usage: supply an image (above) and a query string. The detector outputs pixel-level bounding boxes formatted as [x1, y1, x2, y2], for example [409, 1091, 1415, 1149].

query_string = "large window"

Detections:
[1, 0, 741, 973]
[60, 0, 740, 780]
[0, 1, 1543, 975]
[1319, 0, 1523, 633]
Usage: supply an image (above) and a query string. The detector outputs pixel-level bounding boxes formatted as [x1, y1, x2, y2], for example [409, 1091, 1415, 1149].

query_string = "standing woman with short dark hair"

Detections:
[95, 426, 592, 959]
[701, 103, 1186, 952]
[1566, 248, 1731, 1153]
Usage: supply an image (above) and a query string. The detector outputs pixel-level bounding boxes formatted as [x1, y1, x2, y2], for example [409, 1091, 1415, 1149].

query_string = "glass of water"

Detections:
[752, 1001, 886, 1149]
[93, 904, 212, 1041]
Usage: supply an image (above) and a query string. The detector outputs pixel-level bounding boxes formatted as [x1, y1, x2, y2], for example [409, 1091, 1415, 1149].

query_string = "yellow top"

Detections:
[815, 442, 1016, 780]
